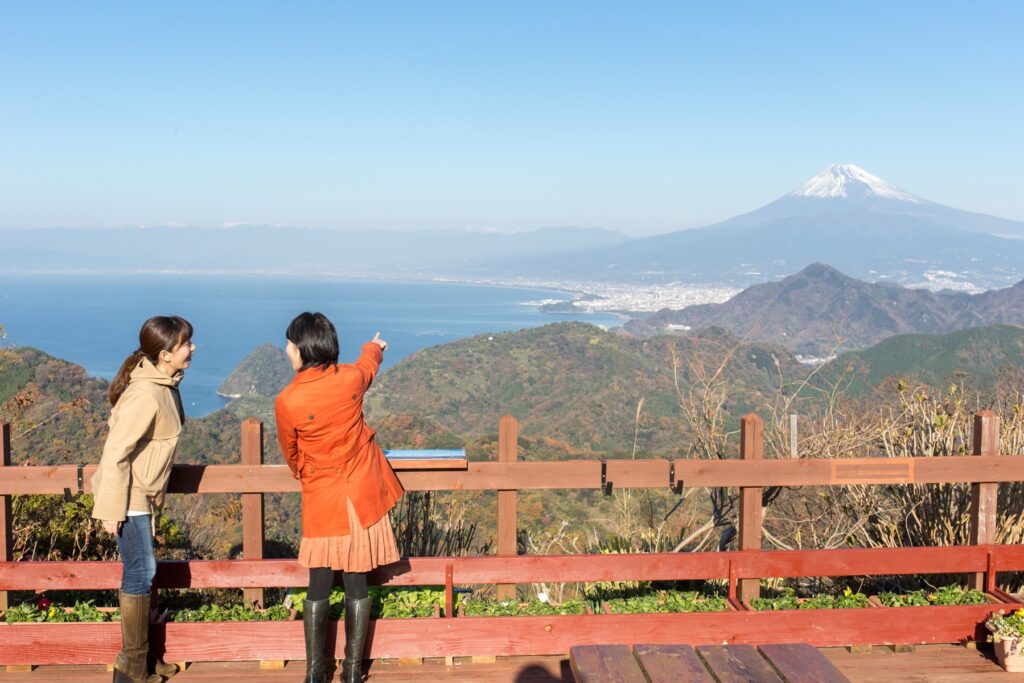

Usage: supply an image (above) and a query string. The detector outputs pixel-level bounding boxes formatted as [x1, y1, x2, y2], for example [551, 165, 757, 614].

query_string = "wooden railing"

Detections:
[0, 411, 1022, 665]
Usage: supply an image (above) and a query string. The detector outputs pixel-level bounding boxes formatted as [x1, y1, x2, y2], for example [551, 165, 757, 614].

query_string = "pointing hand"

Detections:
[371, 331, 388, 351]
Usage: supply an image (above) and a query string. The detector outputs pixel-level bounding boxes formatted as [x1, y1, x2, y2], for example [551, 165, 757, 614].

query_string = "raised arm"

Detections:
[354, 334, 386, 391]
[91, 390, 158, 522]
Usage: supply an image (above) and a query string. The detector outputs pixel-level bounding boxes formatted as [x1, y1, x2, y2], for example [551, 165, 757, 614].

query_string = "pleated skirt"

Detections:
[297, 498, 400, 572]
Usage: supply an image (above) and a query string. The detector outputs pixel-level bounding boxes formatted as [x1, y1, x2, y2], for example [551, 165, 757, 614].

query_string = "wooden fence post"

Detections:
[496, 415, 518, 601]
[241, 418, 265, 608]
[0, 422, 11, 611]
[969, 410, 1000, 591]
[737, 413, 763, 603]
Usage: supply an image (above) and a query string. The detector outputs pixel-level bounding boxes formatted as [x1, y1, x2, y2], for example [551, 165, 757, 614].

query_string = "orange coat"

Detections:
[274, 342, 404, 538]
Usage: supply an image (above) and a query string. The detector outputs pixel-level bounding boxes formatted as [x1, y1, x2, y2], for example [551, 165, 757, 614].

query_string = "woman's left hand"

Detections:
[101, 520, 122, 536]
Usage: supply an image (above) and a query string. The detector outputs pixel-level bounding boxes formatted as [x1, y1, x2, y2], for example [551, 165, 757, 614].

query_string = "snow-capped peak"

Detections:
[790, 164, 925, 203]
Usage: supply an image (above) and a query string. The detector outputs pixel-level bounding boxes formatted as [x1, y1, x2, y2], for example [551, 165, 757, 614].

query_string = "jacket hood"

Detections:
[129, 357, 184, 387]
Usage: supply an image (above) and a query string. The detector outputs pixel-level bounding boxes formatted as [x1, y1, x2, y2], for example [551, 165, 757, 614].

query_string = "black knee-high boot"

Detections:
[302, 598, 330, 683]
[340, 597, 371, 683]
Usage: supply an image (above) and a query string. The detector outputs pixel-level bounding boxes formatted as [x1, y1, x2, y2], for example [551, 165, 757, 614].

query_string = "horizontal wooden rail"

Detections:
[733, 546, 994, 579]
[0, 555, 730, 591]
[0, 605, 1004, 664]
[4, 545, 1024, 592]
[3, 454, 1024, 495]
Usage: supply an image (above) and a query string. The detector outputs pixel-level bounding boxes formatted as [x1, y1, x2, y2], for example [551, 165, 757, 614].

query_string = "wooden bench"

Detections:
[570, 642, 850, 683]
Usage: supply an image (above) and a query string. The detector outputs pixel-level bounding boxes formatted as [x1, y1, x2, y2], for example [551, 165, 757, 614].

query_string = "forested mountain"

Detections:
[217, 343, 293, 398]
[9, 316, 1020, 467]
[816, 324, 1024, 395]
[1, 321, 806, 464]
[0, 347, 108, 464]
[365, 322, 806, 456]
[4, 315, 1023, 560]
[625, 263, 1024, 357]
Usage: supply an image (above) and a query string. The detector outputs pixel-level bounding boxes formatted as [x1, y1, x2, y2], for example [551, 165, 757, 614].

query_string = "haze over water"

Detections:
[0, 274, 620, 415]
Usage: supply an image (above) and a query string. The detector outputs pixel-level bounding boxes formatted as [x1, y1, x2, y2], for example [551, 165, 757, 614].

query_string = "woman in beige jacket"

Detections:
[91, 316, 194, 683]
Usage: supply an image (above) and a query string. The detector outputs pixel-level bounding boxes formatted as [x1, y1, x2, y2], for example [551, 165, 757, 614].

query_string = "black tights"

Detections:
[308, 567, 368, 601]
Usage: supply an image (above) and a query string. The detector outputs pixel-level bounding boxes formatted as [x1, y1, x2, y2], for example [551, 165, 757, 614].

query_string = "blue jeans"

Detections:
[115, 515, 156, 595]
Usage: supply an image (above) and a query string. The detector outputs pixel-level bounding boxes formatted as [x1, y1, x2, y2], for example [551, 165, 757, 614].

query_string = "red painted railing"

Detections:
[0, 412, 1022, 665]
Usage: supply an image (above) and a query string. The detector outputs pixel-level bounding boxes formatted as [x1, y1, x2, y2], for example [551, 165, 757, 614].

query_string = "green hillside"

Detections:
[0, 347, 109, 465]
[365, 322, 806, 456]
[8, 322, 1019, 467]
[817, 324, 1024, 394]
[0, 346, 276, 469]
[217, 343, 292, 398]
[5, 321, 1023, 563]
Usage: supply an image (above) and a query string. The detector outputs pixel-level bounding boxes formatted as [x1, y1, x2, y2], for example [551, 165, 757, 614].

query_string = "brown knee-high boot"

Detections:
[112, 592, 162, 683]
[150, 655, 178, 679]
[148, 613, 178, 679]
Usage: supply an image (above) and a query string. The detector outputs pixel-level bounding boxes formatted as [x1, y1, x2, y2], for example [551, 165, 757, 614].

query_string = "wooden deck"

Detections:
[821, 645, 1024, 682]
[1, 646, 1023, 682]
[571, 643, 849, 682]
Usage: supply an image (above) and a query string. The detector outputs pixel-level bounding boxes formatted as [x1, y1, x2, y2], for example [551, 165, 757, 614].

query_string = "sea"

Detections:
[0, 274, 621, 416]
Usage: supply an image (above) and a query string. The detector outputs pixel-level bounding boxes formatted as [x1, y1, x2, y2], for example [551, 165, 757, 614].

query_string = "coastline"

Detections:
[0, 268, 739, 316]
[0, 274, 631, 418]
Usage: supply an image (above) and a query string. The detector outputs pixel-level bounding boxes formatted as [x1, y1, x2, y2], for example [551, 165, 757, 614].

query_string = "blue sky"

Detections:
[1, 1, 1021, 235]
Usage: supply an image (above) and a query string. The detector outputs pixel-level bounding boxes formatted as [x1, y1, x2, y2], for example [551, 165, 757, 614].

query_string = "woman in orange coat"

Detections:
[275, 312, 404, 683]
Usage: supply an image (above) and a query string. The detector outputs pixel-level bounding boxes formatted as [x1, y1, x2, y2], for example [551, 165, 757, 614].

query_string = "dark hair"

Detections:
[109, 315, 194, 406]
[286, 312, 339, 371]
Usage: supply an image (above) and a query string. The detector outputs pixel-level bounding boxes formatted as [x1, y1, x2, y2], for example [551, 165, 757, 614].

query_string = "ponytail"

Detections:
[108, 350, 146, 407]
[108, 315, 194, 407]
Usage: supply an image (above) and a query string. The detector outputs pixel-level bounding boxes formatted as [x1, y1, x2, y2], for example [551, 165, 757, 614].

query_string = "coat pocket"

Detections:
[133, 439, 177, 496]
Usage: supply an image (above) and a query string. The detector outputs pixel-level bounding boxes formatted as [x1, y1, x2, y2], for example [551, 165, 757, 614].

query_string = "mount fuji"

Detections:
[485, 164, 1024, 289]
[724, 164, 1023, 236]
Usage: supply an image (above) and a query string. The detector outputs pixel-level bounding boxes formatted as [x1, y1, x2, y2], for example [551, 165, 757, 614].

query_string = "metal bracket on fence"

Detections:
[64, 463, 85, 501]
[668, 459, 683, 495]
[600, 458, 613, 496]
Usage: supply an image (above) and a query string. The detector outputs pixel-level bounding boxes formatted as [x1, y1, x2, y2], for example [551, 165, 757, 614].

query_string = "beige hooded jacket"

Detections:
[91, 358, 184, 522]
